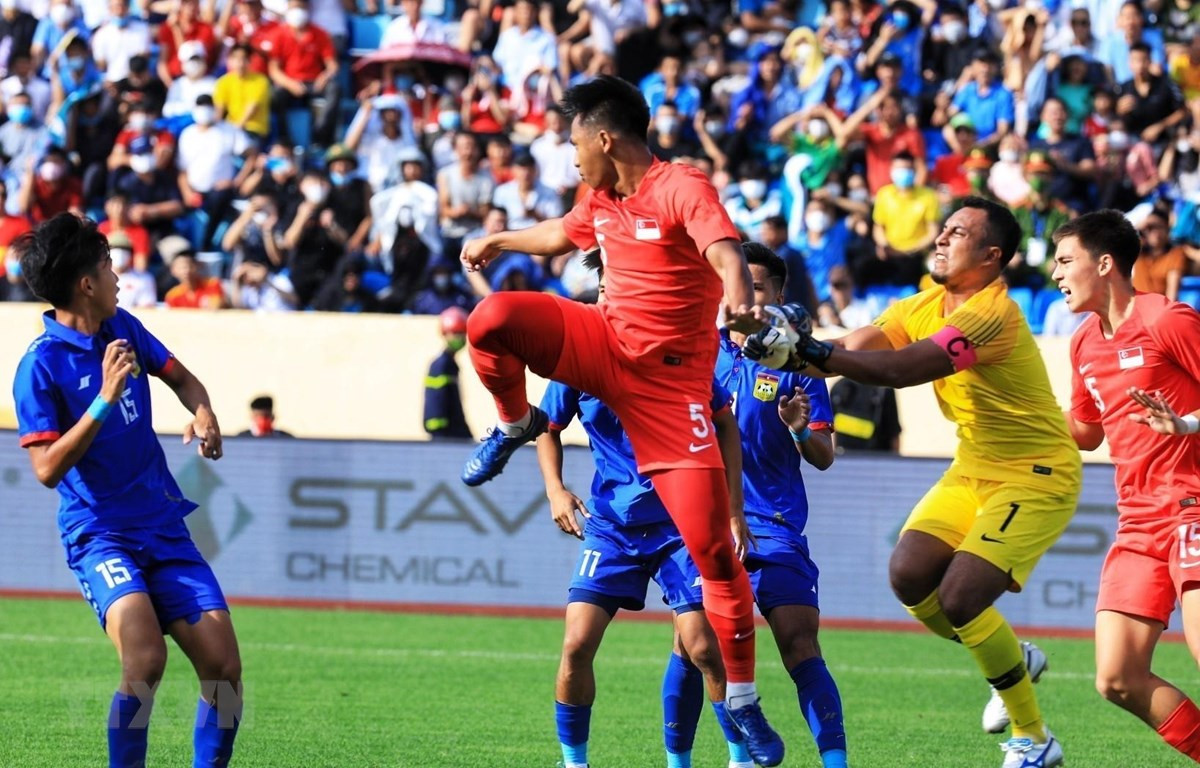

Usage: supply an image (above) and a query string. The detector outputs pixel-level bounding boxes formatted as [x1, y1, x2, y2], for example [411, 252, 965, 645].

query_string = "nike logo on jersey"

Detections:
[1078, 362, 1094, 375]
[78, 375, 91, 390]
[593, 217, 611, 227]
[688, 442, 713, 453]
[1181, 561, 1200, 569]
[980, 533, 1005, 544]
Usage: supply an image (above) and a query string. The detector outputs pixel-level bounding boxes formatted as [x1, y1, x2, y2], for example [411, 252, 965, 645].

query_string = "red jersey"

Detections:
[561, 159, 739, 365]
[159, 22, 219, 79]
[1070, 293, 1200, 528]
[226, 16, 281, 74]
[862, 122, 926, 194]
[265, 23, 334, 82]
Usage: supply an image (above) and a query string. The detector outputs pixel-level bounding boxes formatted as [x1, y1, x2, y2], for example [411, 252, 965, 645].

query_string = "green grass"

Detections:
[0, 597, 1195, 767]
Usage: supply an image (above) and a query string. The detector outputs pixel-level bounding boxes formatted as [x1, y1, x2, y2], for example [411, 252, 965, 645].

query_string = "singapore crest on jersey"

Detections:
[753, 371, 779, 402]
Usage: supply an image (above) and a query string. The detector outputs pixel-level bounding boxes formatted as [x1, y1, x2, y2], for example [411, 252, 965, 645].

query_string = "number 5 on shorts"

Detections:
[689, 403, 710, 439]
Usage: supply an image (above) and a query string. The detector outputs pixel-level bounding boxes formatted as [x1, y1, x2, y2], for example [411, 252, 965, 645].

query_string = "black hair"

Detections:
[1051, 209, 1141, 278]
[893, 150, 915, 163]
[581, 248, 603, 276]
[958, 196, 1022, 267]
[228, 43, 253, 57]
[559, 75, 651, 141]
[250, 395, 274, 411]
[763, 214, 788, 229]
[15, 214, 109, 308]
[1129, 41, 1152, 56]
[742, 242, 788, 288]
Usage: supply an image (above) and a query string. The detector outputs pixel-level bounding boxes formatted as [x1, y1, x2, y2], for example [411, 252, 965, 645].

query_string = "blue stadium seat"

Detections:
[1031, 288, 1060, 335]
[349, 14, 390, 56]
[1008, 286, 1035, 328]
[1181, 275, 1200, 290]
[286, 108, 313, 149]
[1180, 288, 1200, 311]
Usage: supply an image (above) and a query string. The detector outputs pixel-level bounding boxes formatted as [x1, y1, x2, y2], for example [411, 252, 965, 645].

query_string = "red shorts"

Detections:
[1097, 513, 1200, 627]
[551, 298, 723, 474]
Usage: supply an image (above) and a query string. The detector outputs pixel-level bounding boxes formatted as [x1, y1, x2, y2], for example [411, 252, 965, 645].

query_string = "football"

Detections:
[755, 306, 801, 370]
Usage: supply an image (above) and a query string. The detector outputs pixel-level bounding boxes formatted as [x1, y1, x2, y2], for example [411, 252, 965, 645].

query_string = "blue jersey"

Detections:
[715, 332, 832, 537]
[541, 379, 731, 528]
[13, 309, 196, 544]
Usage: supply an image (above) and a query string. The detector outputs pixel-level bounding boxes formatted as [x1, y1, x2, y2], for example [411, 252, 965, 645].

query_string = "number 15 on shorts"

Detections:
[95, 558, 132, 589]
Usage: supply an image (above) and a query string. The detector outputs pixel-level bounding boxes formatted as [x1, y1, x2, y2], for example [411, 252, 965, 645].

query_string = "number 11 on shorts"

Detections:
[579, 549, 601, 578]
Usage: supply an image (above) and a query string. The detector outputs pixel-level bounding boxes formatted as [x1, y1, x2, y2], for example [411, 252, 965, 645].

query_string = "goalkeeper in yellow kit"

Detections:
[746, 198, 1080, 768]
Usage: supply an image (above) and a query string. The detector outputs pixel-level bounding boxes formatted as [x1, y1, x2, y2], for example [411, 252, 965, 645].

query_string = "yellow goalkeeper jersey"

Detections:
[873, 279, 1081, 492]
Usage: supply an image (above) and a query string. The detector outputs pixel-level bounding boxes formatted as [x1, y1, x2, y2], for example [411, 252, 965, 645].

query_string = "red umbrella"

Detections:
[353, 42, 472, 86]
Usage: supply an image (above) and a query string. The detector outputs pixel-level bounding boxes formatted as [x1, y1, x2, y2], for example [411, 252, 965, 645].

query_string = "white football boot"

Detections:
[1000, 728, 1063, 767]
[983, 641, 1049, 733]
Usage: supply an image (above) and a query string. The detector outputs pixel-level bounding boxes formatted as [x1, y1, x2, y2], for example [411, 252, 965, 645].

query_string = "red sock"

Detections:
[1158, 698, 1200, 762]
[466, 293, 566, 423]
[652, 468, 756, 682]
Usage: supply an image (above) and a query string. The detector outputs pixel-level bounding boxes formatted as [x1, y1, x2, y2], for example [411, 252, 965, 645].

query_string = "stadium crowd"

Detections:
[1, 0, 1199, 328]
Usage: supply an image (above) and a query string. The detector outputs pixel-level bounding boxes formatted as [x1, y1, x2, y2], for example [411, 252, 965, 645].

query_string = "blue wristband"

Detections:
[790, 426, 812, 443]
[87, 396, 113, 423]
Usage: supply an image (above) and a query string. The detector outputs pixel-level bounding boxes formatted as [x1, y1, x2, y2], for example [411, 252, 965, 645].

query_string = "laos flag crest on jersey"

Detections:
[753, 371, 779, 402]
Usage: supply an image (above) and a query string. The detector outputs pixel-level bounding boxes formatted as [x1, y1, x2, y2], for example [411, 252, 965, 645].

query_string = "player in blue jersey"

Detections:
[536, 251, 757, 768]
[709, 242, 850, 768]
[11, 214, 241, 768]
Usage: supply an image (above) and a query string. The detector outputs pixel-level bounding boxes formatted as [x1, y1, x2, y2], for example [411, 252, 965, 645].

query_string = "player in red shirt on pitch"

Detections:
[1052, 209, 1200, 764]
[459, 75, 783, 766]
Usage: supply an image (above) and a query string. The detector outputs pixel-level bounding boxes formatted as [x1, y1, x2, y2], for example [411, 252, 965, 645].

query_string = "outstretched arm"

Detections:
[705, 238, 764, 334]
[536, 428, 589, 539]
[461, 218, 574, 270]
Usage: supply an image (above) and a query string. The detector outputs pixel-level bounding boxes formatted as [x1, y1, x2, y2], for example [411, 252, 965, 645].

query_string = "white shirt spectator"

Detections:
[91, 18, 152, 82]
[80, 0, 114, 30]
[584, 0, 645, 55]
[529, 131, 580, 193]
[164, 76, 216, 118]
[491, 24, 557, 87]
[310, 0, 347, 40]
[236, 272, 296, 312]
[0, 120, 49, 176]
[1041, 297, 1088, 336]
[117, 270, 158, 308]
[371, 178, 442, 263]
[1, 74, 51, 121]
[381, 13, 448, 46]
[177, 122, 250, 192]
[492, 178, 562, 230]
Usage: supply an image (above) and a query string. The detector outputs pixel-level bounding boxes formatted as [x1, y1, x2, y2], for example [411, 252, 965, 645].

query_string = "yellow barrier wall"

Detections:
[0, 303, 1109, 462]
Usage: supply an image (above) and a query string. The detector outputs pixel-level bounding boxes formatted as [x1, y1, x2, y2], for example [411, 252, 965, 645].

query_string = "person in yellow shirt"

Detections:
[213, 44, 271, 139]
[872, 150, 941, 256]
[746, 197, 1080, 768]
[1169, 34, 1200, 106]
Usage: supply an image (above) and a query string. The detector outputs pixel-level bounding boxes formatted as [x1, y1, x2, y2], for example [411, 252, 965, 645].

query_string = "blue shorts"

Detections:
[568, 516, 703, 615]
[744, 534, 820, 616]
[64, 520, 228, 631]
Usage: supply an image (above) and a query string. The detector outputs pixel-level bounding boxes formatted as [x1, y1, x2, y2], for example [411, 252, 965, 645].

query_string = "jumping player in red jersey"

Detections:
[458, 75, 783, 766]
[1052, 209, 1200, 763]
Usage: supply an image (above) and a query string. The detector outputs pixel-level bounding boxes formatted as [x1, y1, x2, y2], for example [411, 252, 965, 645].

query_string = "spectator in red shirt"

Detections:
[97, 192, 153, 268]
[931, 113, 979, 201]
[831, 85, 927, 194]
[19, 150, 83, 223]
[158, 0, 218, 86]
[164, 244, 229, 309]
[266, 0, 341, 146]
[108, 105, 176, 189]
[220, 0, 279, 75]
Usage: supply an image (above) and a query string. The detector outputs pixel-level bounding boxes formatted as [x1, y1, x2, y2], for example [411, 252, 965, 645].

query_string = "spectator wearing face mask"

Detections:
[0, 183, 31, 301]
[0, 92, 49, 190]
[1, 53, 50, 124]
[106, 232, 158, 309]
[163, 40, 216, 118]
[323, 143, 373, 257]
[423, 306, 473, 439]
[266, 0, 341, 147]
[922, 3, 986, 86]
[283, 170, 344, 308]
[49, 34, 101, 108]
[223, 192, 287, 271]
[31, 0, 88, 79]
[772, 105, 842, 197]
[245, 142, 300, 208]
[158, 0, 217, 87]
[178, 94, 257, 250]
[725, 160, 783, 235]
[868, 151, 938, 286]
[109, 107, 174, 188]
[238, 396, 295, 437]
[648, 101, 699, 162]
[19, 150, 82, 223]
[97, 193, 152, 269]
[793, 198, 850, 304]
[409, 259, 475, 315]
[117, 145, 186, 240]
[369, 147, 441, 270]
[91, 0, 151, 83]
[222, 0, 280, 75]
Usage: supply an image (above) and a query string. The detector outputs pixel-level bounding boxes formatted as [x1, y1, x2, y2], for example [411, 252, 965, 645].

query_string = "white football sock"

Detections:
[498, 408, 534, 437]
[726, 682, 758, 710]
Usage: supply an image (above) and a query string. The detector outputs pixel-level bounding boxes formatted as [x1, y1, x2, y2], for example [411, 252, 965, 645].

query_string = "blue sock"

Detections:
[662, 653, 703, 766]
[193, 698, 240, 768]
[555, 701, 590, 766]
[711, 700, 752, 764]
[790, 657, 847, 764]
[108, 690, 151, 768]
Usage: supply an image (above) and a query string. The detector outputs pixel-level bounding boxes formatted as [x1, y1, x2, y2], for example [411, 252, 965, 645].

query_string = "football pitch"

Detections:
[1, 598, 1195, 767]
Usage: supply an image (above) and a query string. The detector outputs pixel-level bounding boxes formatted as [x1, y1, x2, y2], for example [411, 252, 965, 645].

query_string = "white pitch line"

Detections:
[0, 632, 1100, 680]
